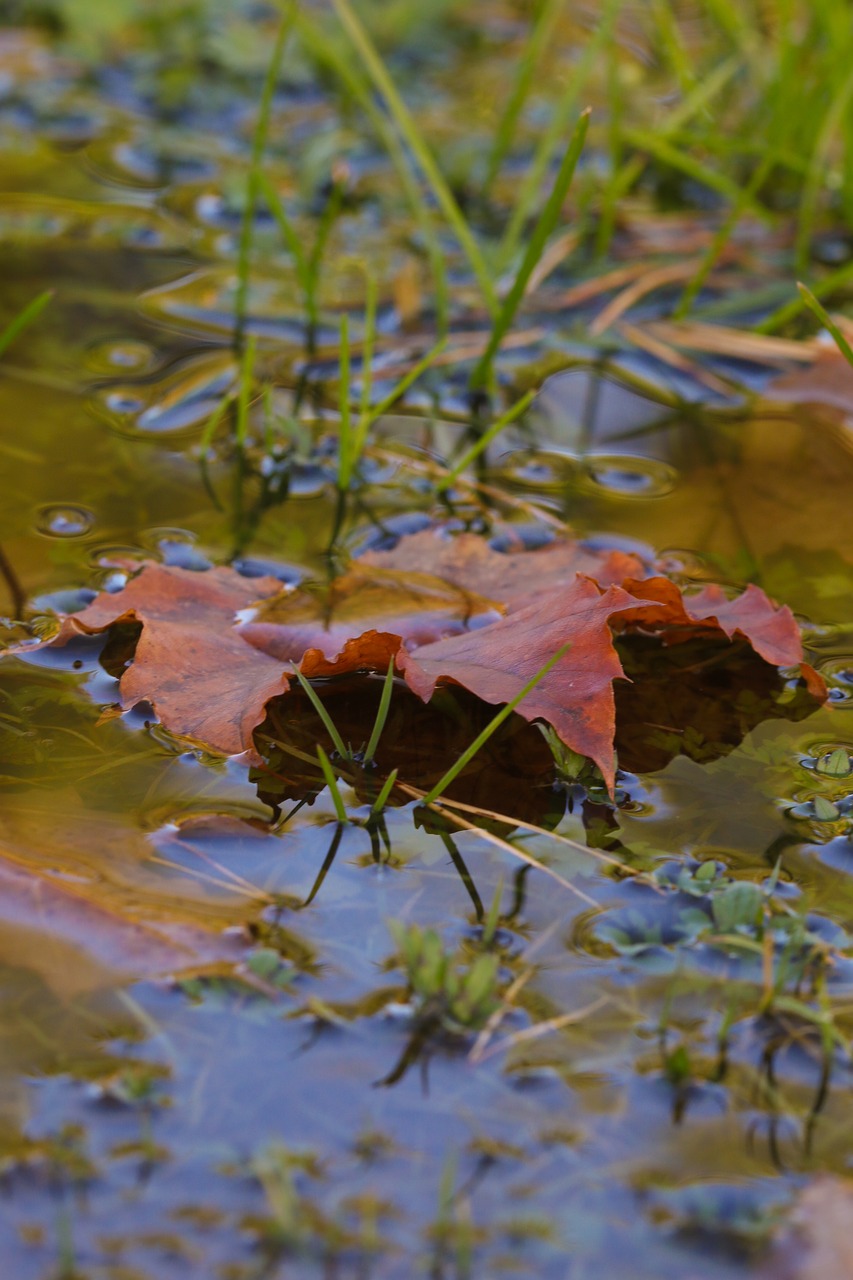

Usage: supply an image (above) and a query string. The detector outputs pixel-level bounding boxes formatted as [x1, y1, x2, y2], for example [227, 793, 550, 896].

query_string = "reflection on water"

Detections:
[2, 26, 853, 1280]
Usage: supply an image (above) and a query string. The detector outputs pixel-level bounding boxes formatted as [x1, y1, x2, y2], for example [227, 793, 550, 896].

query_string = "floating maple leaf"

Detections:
[6, 530, 822, 793]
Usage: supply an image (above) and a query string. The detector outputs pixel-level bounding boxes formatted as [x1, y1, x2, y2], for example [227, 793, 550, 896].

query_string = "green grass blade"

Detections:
[674, 153, 775, 319]
[795, 64, 853, 275]
[420, 641, 572, 806]
[235, 335, 257, 448]
[350, 337, 447, 466]
[359, 271, 378, 421]
[472, 110, 589, 390]
[0, 289, 53, 359]
[306, 178, 344, 336]
[797, 282, 853, 369]
[619, 127, 769, 212]
[482, 0, 566, 198]
[256, 171, 310, 294]
[437, 389, 536, 492]
[337, 315, 353, 489]
[294, 668, 350, 760]
[295, 11, 449, 333]
[481, 877, 503, 946]
[499, 0, 618, 270]
[198, 388, 237, 510]
[364, 659, 396, 763]
[316, 746, 349, 823]
[330, 0, 498, 318]
[371, 767, 399, 816]
[234, 4, 295, 345]
[756, 257, 853, 333]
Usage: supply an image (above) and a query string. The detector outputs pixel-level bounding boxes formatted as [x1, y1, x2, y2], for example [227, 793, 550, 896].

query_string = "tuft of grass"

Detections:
[388, 921, 502, 1032]
[329, 0, 498, 318]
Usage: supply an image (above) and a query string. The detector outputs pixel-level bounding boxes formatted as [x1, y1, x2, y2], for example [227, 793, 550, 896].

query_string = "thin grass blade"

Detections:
[420, 641, 572, 806]
[472, 111, 589, 390]
[798, 282, 853, 368]
[296, 11, 449, 332]
[371, 767, 399, 816]
[316, 746, 349, 823]
[0, 290, 53, 359]
[337, 314, 353, 489]
[330, 0, 497, 318]
[234, 4, 295, 344]
[364, 659, 396, 763]
[482, 0, 566, 198]
[437, 389, 536, 491]
[294, 668, 350, 760]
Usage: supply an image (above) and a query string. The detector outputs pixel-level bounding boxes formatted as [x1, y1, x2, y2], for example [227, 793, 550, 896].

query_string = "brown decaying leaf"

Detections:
[240, 563, 501, 660]
[51, 561, 289, 759]
[361, 529, 647, 607]
[7, 530, 819, 791]
[616, 576, 807, 667]
[399, 577, 650, 790]
[765, 330, 853, 415]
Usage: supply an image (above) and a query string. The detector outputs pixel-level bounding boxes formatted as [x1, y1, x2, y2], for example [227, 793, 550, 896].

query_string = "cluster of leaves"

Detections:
[389, 921, 501, 1034]
[5, 529, 822, 801]
[599, 857, 847, 1042]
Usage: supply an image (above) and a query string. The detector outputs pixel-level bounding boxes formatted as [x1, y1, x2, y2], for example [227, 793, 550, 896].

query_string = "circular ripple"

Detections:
[35, 504, 94, 538]
[815, 656, 853, 707]
[85, 340, 156, 376]
[580, 454, 677, 498]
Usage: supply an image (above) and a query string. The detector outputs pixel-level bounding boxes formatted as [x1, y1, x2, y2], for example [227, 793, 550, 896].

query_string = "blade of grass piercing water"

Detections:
[364, 659, 396, 764]
[350, 337, 447, 465]
[420, 642, 572, 806]
[294, 668, 350, 760]
[359, 270, 378, 422]
[437, 389, 536, 492]
[371, 768, 399, 817]
[316, 745, 349, 824]
[235, 335, 258, 449]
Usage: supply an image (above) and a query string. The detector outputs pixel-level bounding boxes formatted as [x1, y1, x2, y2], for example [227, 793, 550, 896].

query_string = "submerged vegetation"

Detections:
[3, 0, 853, 1276]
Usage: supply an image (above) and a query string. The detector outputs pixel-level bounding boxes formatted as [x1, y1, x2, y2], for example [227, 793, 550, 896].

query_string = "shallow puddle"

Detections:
[2, 13, 853, 1280]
